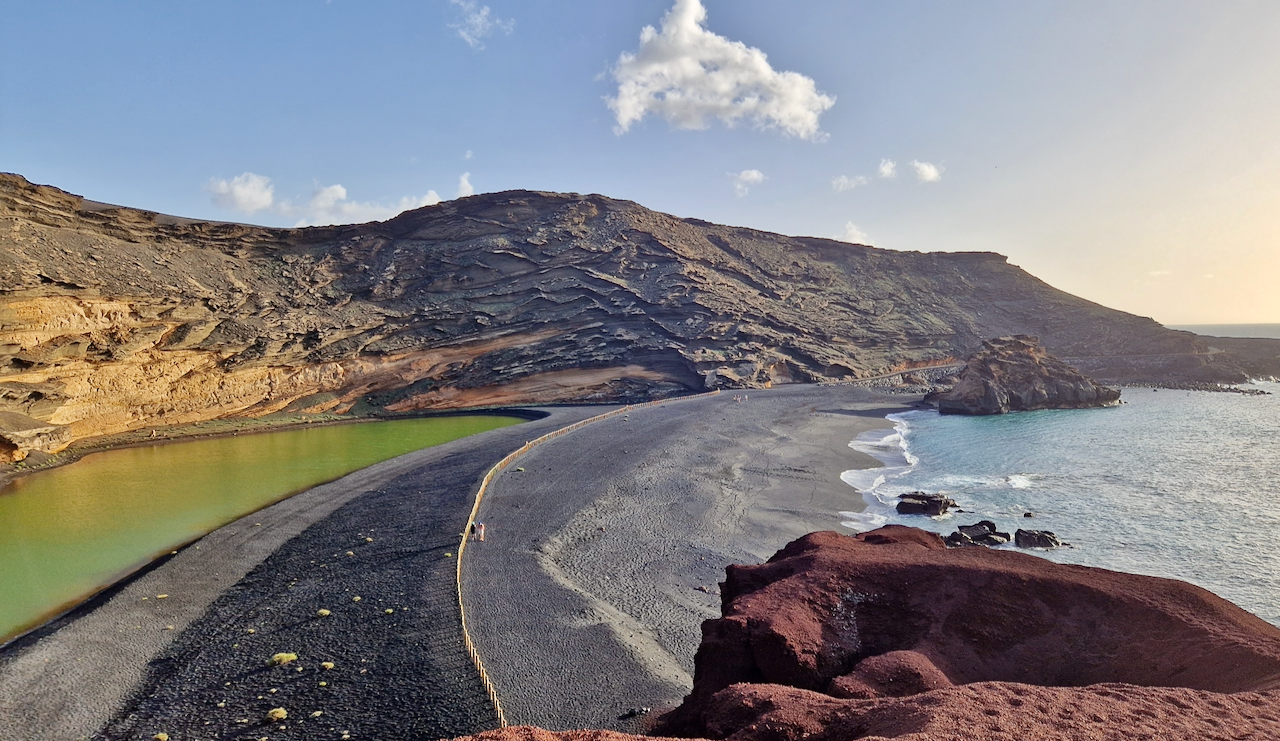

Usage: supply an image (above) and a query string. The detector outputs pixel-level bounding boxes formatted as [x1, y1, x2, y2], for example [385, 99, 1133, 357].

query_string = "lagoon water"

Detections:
[0, 415, 521, 641]
[841, 382, 1280, 626]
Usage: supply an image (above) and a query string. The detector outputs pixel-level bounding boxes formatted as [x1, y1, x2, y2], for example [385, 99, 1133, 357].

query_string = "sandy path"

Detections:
[0, 407, 605, 741]
[463, 385, 913, 732]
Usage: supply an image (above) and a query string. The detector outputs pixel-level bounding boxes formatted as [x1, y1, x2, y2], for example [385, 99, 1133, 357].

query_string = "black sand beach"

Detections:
[0, 385, 910, 740]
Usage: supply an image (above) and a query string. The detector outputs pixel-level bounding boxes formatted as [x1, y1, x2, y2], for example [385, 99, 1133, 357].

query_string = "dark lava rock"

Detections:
[1015, 528, 1064, 548]
[924, 335, 1122, 415]
[944, 520, 1011, 547]
[895, 491, 955, 516]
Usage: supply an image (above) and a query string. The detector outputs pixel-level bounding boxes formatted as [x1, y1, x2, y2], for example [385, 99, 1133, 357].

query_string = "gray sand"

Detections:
[464, 385, 912, 732]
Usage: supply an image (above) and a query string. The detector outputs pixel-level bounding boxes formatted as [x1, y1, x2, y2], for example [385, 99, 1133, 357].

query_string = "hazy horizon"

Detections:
[4, 1, 1278, 324]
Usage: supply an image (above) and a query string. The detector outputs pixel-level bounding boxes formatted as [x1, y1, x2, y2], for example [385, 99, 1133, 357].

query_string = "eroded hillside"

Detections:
[2, 173, 1275, 459]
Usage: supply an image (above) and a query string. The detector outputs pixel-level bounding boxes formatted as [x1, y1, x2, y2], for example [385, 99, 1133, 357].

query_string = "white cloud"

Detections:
[607, 0, 835, 140]
[284, 185, 442, 227]
[456, 172, 475, 198]
[878, 159, 897, 179]
[449, 0, 513, 50]
[206, 172, 274, 213]
[837, 222, 870, 244]
[731, 169, 765, 197]
[911, 160, 942, 182]
[465, 149, 474, 160]
[207, 171, 442, 226]
[832, 175, 869, 193]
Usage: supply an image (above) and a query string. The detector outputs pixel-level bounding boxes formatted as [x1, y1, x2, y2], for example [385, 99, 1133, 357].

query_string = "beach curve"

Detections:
[463, 384, 913, 732]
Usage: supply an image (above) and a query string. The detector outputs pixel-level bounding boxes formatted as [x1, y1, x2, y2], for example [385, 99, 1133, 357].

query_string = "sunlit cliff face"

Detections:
[4, 173, 1279, 460]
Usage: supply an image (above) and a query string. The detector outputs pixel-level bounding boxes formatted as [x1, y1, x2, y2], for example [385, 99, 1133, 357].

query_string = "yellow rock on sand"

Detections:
[266, 707, 288, 721]
[269, 652, 298, 666]
[321, 661, 335, 670]
[153, 734, 169, 741]
[316, 608, 331, 617]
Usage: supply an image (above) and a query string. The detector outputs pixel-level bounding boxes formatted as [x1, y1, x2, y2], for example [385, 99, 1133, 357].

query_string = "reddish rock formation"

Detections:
[924, 335, 1121, 414]
[645, 526, 1280, 740]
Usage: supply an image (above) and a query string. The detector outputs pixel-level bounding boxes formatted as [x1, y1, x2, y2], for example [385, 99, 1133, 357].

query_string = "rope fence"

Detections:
[454, 389, 721, 728]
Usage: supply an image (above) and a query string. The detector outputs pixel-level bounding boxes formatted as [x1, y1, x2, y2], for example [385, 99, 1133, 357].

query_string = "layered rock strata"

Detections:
[4, 173, 1276, 456]
[924, 335, 1122, 414]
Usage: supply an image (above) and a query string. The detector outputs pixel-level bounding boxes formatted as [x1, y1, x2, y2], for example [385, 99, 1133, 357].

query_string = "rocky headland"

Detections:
[456, 526, 1280, 741]
[4, 173, 1280, 463]
[924, 335, 1122, 414]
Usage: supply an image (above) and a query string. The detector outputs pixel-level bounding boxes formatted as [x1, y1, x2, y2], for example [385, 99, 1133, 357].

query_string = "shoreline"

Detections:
[0, 406, 556, 492]
[0, 409, 546, 647]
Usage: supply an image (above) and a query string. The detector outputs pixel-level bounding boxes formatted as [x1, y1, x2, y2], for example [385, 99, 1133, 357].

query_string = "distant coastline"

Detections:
[1169, 323, 1280, 340]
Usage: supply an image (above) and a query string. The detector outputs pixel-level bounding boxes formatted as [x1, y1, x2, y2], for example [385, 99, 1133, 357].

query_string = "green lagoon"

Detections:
[0, 415, 521, 642]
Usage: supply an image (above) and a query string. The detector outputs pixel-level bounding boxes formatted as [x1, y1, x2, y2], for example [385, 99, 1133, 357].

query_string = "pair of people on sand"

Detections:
[469, 521, 486, 541]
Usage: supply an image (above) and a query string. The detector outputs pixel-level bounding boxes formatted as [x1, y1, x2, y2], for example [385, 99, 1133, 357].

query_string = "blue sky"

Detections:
[4, 1, 1280, 323]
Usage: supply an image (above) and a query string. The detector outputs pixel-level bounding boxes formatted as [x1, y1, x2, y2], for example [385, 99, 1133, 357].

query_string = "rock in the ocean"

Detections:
[943, 520, 1011, 547]
[894, 491, 955, 516]
[924, 335, 1122, 415]
[1015, 528, 1064, 548]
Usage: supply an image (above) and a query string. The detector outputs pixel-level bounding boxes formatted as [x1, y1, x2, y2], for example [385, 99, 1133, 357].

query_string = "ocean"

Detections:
[1167, 323, 1280, 339]
[841, 381, 1280, 626]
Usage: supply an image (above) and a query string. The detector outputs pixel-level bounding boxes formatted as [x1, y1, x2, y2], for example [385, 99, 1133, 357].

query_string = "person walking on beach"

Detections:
[469, 522, 478, 541]
[477, 522, 486, 542]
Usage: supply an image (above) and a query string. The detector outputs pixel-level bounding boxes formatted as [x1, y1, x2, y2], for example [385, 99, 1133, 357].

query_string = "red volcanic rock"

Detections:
[652, 526, 1280, 740]
[450, 729, 696, 741]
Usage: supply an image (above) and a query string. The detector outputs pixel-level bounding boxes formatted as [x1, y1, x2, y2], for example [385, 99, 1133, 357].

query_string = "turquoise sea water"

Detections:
[840, 382, 1280, 625]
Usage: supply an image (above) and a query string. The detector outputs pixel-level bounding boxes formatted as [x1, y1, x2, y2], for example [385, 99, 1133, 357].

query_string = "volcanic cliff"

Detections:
[3, 173, 1277, 459]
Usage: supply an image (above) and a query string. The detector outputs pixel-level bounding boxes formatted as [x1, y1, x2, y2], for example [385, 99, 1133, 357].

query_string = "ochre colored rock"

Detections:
[648, 526, 1280, 741]
[924, 335, 1122, 414]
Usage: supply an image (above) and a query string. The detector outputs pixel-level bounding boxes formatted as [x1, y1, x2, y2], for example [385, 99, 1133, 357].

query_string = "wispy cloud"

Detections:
[206, 172, 274, 213]
[911, 160, 942, 182]
[731, 169, 765, 197]
[878, 159, 897, 179]
[206, 172, 445, 226]
[608, 0, 835, 140]
[832, 175, 869, 193]
[837, 222, 870, 244]
[456, 172, 475, 198]
[449, 0, 513, 50]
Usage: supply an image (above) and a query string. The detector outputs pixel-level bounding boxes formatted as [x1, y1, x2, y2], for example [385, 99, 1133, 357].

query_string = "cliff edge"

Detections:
[453, 527, 1280, 741]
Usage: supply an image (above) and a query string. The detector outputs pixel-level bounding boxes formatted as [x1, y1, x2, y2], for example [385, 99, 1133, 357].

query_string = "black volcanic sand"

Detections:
[464, 385, 912, 732]
[0, 407, 606, 741]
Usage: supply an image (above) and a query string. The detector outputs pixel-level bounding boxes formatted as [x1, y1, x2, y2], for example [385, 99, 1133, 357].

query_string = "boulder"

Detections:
[945, 520, 1011, 547]
[923, 335, 1122, 415]
[894, 491, 955, 516]
[1015, 529, 1064, 548]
